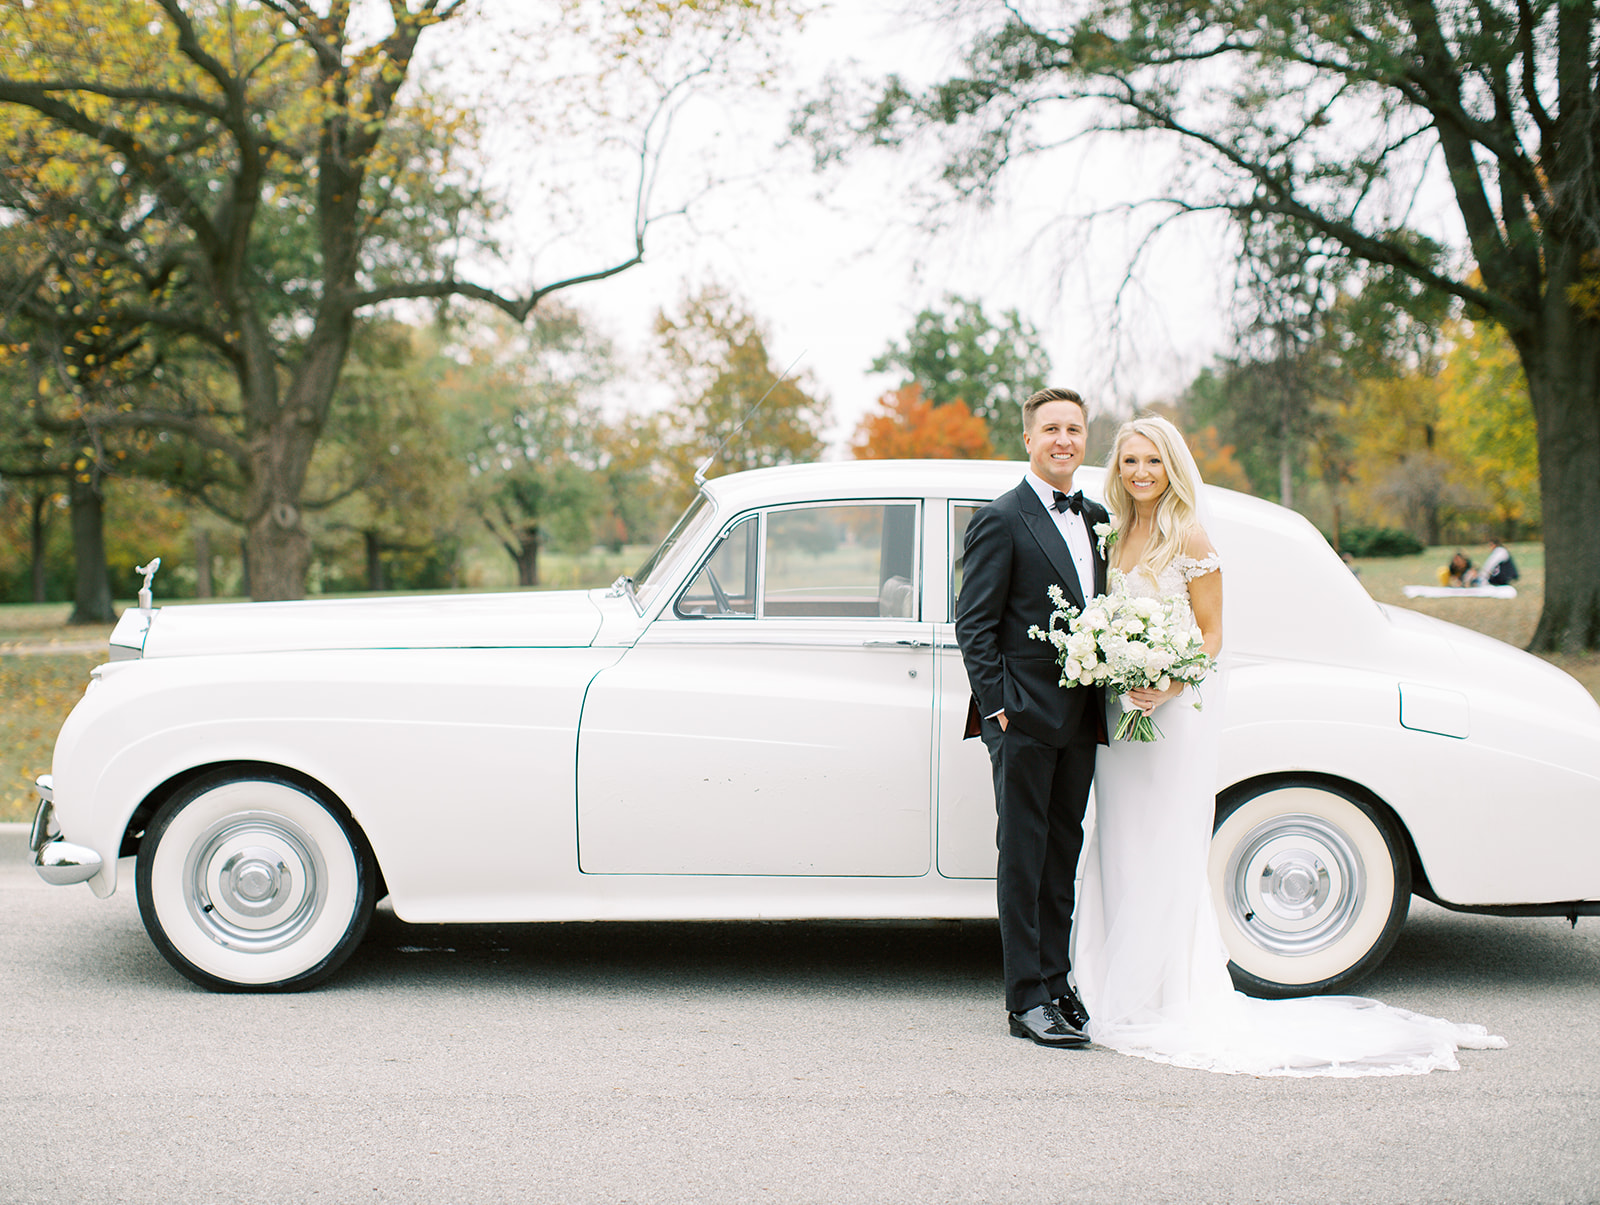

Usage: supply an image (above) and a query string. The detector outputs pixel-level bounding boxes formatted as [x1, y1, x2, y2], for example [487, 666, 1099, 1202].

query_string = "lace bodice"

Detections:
[1111, 553, 1221, 626]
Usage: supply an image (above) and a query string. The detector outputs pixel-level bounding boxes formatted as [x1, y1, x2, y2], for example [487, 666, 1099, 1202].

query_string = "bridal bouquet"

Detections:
[1029, 581, 1214, 741]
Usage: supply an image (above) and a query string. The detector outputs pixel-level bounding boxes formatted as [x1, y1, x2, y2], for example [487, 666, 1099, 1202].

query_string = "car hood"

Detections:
[120, 590, 606, 658]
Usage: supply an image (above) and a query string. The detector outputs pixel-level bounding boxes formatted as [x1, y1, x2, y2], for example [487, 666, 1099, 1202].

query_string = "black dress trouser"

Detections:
[982, 710, 1098, 1014]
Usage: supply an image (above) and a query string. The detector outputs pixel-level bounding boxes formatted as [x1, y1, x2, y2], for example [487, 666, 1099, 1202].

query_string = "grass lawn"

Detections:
[4, 539, 1597, 824]
[1350, 541, 1600, 699]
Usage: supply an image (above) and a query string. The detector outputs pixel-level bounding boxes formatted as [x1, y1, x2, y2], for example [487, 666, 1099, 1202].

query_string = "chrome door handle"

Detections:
[862, 639, 931, 648]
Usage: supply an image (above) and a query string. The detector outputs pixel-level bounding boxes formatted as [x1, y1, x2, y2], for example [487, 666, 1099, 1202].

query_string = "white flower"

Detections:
[1032, 579, 1213, 740]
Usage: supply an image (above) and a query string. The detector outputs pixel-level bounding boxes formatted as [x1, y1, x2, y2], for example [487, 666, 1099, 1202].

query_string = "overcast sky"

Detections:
[440, 2, 1237, 453]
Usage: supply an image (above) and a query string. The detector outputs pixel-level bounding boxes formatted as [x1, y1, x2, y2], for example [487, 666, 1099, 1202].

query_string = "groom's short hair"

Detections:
[1023, 387, 1087, 431]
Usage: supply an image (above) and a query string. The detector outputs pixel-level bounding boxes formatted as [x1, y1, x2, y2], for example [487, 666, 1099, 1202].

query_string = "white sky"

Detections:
[435, 2, 1237, 453]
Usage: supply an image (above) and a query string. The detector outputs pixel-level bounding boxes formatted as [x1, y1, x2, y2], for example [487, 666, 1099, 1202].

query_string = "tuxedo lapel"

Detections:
[1016, 484, 1088, 611]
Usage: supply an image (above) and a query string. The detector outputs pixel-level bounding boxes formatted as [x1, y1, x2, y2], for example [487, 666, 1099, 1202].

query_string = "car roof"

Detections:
[696, 458, 1313, 542]
[698, 459, 1080, 510]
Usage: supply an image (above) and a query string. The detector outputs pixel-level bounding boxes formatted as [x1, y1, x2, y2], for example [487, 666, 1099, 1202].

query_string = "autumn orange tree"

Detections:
[870, 295, 1049, 455]
[851, 384, 992, 460]
[0, 0, 797, 600]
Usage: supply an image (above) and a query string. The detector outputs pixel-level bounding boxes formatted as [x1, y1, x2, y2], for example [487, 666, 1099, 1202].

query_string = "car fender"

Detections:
[48, 647, 623, 907]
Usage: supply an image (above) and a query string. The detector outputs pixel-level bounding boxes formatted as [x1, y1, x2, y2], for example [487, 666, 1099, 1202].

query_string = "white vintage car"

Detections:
[29, 460, 1600, 993]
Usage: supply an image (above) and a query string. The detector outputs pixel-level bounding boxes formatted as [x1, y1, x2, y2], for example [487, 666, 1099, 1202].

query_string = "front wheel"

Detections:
[136, 772, 377, 992]
[1208, 779, 1411, 998]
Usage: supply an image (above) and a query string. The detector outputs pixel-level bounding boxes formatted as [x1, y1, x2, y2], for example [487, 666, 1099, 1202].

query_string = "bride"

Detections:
[1069, 415, 1506, 1076]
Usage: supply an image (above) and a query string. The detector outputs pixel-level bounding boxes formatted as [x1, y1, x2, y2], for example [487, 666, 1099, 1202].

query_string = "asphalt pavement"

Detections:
[2, 823, 1597, 1205]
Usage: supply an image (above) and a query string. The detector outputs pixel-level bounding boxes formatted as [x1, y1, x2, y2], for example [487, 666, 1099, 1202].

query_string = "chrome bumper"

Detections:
[29, 777, 103, 887]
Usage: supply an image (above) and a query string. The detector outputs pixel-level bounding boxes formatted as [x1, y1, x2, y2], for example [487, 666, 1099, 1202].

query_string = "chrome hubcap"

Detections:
[183, 812, 327, 951]
[1222, 811, 1365, 957]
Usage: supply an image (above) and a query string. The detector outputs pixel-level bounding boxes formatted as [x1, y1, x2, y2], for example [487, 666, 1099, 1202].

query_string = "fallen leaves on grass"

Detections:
[1, 653, 101, 822]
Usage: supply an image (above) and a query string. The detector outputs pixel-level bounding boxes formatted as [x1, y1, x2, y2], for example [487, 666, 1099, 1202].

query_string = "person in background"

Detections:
[1445, 551, 1477, 587]
[1482, 539, 1520, 587]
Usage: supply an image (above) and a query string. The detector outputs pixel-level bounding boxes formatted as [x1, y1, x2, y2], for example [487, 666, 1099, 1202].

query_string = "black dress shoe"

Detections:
[1008, 1003, 1089, 1048]
[1054, 987, 1090, 1032]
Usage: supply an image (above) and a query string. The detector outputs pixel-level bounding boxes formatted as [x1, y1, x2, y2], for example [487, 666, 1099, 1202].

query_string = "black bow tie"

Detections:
[1052, 489, 1084, 515]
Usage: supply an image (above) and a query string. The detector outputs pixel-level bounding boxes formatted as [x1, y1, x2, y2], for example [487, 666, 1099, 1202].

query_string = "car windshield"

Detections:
[630, 493, 717, 608]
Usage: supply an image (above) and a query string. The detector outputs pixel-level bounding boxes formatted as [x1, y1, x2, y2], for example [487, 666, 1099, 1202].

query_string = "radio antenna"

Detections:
[693, 349, 807, 488]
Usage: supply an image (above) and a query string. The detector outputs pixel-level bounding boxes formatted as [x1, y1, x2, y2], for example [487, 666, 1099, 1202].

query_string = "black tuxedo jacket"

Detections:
[954, 480, 1110, 747]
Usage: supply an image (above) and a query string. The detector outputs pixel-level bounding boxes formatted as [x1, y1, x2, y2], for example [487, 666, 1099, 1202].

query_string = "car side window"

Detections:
[676, 515, 758, 618]
[950, 503, 980, 617]
[763, 503, 919, 619]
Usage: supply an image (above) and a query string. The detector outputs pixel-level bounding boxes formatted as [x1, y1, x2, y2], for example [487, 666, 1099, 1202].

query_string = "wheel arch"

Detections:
[1215, 769, 1426, 896]
[119, 760, 384, 896]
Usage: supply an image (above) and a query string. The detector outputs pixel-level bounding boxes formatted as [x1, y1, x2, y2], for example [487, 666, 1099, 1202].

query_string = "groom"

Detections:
[955, 387, 1108, 1047]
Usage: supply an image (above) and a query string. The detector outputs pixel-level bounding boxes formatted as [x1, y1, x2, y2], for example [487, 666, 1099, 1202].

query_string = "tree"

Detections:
[0, 0, 794, 600]
[852, 383, 993, 460]
[592, 412, 679, 551]
[311, 320, 468, 592]
[1436, 318, 1540, 538]
[871, 295, 1049, 456]
[450, 309, 616, 588]
[824, 3, 1600, 650]
[654, 284, 828, 505]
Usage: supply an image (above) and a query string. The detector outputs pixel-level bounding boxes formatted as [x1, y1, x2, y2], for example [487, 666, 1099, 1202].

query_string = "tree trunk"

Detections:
[29, 490, 50, 604]
[241, 408, 321, 601]
[193, 525, 213, 599]
[236, 314, 349, 601]
[67, 473, 115, 624]
[515, 526, 541, 587]
[1524, 316, 1600, 652]
[365, 531, 386, 592]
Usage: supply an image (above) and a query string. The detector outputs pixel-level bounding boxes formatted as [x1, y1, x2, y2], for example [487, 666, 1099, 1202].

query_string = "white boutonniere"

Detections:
[1094, 522, 1117, 557]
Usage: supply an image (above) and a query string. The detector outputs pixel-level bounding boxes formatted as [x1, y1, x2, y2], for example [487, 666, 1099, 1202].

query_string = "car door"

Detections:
[935, 499, 1004, 878]
[577, 500, 935, 876]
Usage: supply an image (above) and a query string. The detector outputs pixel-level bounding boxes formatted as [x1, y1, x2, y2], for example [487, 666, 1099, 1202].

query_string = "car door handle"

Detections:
[862, 639, 931, 649]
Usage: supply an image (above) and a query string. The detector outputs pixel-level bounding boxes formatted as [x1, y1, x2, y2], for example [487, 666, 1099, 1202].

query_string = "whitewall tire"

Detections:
[136, 772, 377, 992]
[1209, 779, 1411, 998]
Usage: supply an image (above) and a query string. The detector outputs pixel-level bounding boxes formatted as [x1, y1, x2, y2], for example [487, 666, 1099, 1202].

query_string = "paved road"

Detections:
[2, 823, 1597, 1205]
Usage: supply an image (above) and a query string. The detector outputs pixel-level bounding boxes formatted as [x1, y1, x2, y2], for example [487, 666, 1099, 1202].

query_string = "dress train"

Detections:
[1070, 561, 1506, 1076]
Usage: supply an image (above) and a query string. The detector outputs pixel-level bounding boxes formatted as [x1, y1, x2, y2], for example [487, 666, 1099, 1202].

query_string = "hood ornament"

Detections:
[136, 558, 162, 612]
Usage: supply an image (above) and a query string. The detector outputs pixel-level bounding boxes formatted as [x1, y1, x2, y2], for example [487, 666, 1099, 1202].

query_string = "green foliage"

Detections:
[446, 309, 619, 586]
[1335, 526, 1425, 558]
[871, 294, 1048, 456]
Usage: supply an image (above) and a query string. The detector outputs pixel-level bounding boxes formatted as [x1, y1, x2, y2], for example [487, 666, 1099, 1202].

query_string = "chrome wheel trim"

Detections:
[1222, 812, 1366, 958]
[181, 811, 328, 953]
[143, 777, 368, 988]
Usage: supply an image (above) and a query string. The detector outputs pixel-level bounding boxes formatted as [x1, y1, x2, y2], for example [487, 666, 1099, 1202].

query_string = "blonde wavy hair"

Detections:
[1103, 415, 1206, 575]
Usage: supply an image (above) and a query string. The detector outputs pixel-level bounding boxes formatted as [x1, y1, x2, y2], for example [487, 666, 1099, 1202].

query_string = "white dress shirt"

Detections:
[1026, 471, 1096, 604]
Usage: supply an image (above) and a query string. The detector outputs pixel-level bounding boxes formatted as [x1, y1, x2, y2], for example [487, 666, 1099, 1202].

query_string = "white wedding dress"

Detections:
[1070, 553, 1507, 1076]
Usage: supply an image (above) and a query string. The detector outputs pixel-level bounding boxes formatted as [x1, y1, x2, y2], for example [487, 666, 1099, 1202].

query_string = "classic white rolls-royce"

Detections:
[29, 460, 1600, 993]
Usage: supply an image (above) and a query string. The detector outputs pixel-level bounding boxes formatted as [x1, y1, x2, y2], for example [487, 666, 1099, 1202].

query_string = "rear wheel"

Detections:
[1209, 779, 1410, 998]
[136, 771, 377, 992]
